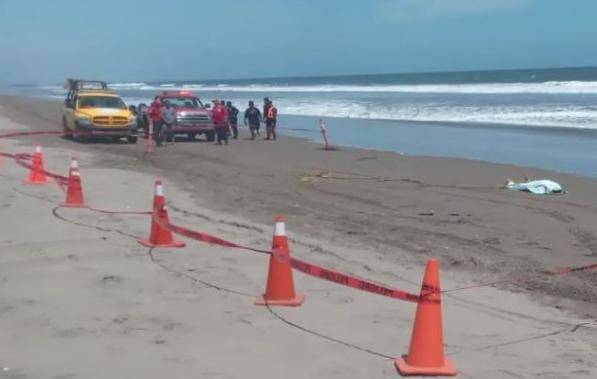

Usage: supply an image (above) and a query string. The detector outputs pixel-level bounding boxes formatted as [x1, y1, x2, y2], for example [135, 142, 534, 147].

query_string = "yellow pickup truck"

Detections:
[62, 79, 138, 143]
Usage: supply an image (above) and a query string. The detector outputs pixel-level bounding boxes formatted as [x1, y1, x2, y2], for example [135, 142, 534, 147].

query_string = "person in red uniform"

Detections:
[212, 99, 229, 145]
[148, 96, 164, 146]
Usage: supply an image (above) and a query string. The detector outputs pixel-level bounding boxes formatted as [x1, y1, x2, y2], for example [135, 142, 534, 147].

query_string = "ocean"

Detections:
[3, 66, 597, 177]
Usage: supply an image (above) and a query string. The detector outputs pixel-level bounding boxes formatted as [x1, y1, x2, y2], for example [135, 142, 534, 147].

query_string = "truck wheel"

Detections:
[73, 131, 86, 143]
[127, 136, 138, 144]
[62, 117, 72, 139]
[187, 133, 196, 141]
[205, 131, 215, 142]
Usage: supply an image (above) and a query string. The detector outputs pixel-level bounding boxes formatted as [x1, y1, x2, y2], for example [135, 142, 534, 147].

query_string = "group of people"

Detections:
[212, 97, 278, 145]
[136, 97, 278, 147]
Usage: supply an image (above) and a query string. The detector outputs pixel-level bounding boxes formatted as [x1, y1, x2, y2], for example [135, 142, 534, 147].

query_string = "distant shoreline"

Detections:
[2, 93, 596, 178]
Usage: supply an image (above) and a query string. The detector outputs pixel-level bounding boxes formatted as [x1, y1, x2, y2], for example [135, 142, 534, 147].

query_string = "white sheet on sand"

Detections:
[506, 179, 565, 195]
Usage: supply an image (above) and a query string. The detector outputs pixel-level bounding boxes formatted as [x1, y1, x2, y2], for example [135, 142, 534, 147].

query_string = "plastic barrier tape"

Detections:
[155, 210, 425, 303]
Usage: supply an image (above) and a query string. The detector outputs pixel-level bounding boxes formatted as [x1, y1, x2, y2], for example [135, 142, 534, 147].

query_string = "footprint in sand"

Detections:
[101, 275, 124, 284]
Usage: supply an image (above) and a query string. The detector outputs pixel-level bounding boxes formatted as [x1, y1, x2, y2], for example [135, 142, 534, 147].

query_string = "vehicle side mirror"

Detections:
[204, 103, 211, 109]
[65, 100, 74, 108]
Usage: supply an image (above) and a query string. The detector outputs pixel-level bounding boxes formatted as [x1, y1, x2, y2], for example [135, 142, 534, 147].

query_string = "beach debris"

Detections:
[418, 210, 435, 216]
[505, 179, 566, 195]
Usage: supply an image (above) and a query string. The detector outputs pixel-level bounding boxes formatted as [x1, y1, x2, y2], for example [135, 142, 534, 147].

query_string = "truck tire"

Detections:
[73, 123, 87, 143]
[187, 133, 196, 141]
[205, 131, 215, 142]
[62, 117, 72, 139]
[73, 131, 86, 143]
[127, 136, 138, 144]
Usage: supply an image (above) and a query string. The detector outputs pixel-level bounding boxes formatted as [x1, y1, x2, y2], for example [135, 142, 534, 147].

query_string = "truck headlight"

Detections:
[76, 116, 93, 127]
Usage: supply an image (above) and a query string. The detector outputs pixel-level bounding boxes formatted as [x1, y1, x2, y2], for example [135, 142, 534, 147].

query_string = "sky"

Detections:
[0, 0, 596, 84]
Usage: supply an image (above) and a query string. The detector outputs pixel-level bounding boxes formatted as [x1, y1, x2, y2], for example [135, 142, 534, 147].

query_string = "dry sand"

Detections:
[0, 96, 596, 378]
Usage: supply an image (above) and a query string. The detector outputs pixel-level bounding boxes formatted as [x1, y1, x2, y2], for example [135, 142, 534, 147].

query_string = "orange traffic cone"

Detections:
[395, 259, 456, 376]
[23, 145, 49, 185]
[62, 157, 85, 207]
[256, 215, 305, 306]
[138, 179, 185, 248]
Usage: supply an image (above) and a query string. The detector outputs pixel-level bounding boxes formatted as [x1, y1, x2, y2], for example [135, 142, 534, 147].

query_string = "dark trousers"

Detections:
[216, 127, 228, 144]
[266, 119, 277, 140]
[230, 121, 238, 139]
[249, 124, 259, 139]
[153, 121, 164, 146]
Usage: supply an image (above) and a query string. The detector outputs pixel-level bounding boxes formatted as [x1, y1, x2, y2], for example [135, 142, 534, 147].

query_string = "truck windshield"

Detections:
[162, 97, 203, 109]
[78, 96, 127, 109]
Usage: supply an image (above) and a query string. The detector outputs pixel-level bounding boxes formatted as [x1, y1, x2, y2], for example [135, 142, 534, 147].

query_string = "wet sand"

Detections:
[0, 95, 596, 378]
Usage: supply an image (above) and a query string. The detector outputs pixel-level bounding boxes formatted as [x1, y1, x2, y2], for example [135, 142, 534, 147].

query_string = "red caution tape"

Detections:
[543, 263, 597, 275]
[288, 256, 422, 303]
[154, 210, 424, 303]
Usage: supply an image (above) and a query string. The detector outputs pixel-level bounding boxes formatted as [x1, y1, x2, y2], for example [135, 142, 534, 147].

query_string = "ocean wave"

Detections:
[36, 80, 597, 94]
[109, 82, 147, 89]
[118, 95, 597, 130]
[179, 81, 597, 94]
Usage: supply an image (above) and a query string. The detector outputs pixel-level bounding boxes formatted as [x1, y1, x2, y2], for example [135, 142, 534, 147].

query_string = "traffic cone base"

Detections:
[137, 238, 186, 248]
[255, 293, 305, 307]
[23, 178, 49, 185]
[60, 202, 86, 208]
[395, 357, 457, 377]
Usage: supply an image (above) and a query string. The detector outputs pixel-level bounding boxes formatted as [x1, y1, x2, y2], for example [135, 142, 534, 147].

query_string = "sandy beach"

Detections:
[1, 95, 596, 378]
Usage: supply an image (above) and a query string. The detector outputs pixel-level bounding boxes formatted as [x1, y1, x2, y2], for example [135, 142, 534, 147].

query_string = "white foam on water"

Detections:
[278, 100, 597, 129]
[24, 81, 597, 130]
[106, 81, 597, 94]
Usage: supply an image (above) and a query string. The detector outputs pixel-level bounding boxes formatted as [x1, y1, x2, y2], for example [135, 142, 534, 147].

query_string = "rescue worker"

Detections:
[262, 97, 271, 136]
[244, 101, 262, 140]
[212, 99, 229, 145]
[137, 103, 149, 135]
[226, 101, 239, 139]
[148, 96, 164, 146]
[265, 100, 278, 140]
[162, 100, 177, 144]
[220, 100, 230, 136]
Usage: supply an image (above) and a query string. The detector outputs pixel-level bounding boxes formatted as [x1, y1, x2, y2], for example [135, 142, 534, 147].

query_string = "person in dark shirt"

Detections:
[226, 101, 239, 139]
[244, 101, 262, 140]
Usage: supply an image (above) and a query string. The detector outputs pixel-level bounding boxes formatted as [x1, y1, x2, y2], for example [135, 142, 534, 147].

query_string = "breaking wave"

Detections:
[104, 80, 597, 94]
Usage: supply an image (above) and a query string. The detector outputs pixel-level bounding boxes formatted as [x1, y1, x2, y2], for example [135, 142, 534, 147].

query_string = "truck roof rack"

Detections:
[67, 79, 109, 91]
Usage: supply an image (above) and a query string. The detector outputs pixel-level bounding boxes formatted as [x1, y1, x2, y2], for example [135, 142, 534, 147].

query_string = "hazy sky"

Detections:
[1, 0, 596, 84]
